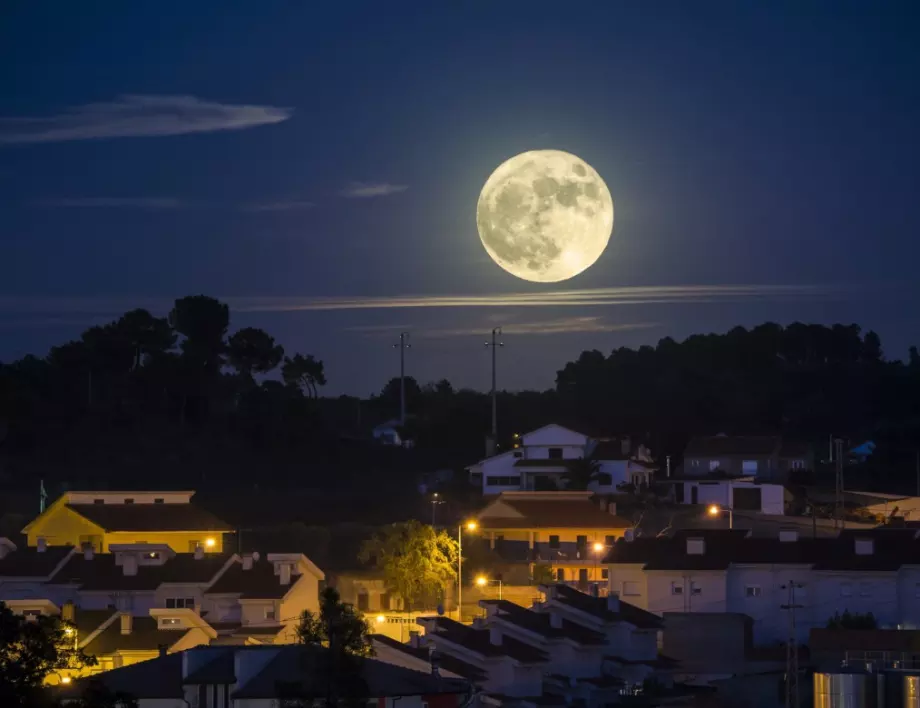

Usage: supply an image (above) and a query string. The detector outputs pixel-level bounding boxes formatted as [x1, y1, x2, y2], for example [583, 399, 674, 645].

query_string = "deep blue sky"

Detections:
[2, 2, 919, 395]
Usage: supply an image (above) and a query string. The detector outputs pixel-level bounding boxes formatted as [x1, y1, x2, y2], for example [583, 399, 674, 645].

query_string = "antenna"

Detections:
[393, 333, 411, 425]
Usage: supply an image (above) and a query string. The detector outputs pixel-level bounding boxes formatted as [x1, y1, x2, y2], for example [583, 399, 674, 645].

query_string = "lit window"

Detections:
[161, 618, 181, 626]
[671, 582, 684, 596]
[601, 569, 609, 580]
[745, 586, 762, 598]
[264, 608, 276, 621]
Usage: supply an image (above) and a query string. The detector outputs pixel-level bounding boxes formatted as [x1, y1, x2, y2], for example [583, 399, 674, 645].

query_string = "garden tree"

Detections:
[562, 456, 601, 490]
[826, 610, 877, 630]
[358, 520, 458, 611]
[282, 354, 327, 398]
[0, 601, 97, 707]
[227, 327, 284, 382]
[292, 588, 371, 708]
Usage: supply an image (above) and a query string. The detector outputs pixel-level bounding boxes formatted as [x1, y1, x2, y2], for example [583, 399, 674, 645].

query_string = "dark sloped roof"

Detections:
[513, 459, 573, 468]
[205, 559, 289, 598]
[67, 652, 185, 700]
[73, 609, 117, 638]
[684, 436, 780, 457]
[425, 616, 548, 664]
[82, 616, 188, 655]
[0, 545, 73, 578]
[66, 503, 232, 532]
[482, 599, 605, 645]
[183, 651, 236, 684]
[50, 553, 231, 592]
[549, 585, 662, 629]
[233, 645, 469, 699]
[478, 497, 632, 530]
[592, 440, 632, 461]
[371, 635, 489, 683]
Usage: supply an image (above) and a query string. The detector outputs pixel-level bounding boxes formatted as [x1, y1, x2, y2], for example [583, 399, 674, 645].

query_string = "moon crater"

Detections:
[476, 150, 614, 283]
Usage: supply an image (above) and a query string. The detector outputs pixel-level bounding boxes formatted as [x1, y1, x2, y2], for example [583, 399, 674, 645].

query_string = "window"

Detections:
[154, 498, 165, 504]
[188, 541, 202, 552]
[548, 535, 560, 549]
[605, 535, 616, 546]
[709, 460, 721, 471]
[160, 618, 181, 626]
[745, 585, 762, 598]
[380, 593, 391, 610]
[93, 499, 104, 505]
[691, 582, 702, 596]
[602, 569, 609, 580]
[486, 476, 518, 487]
[513, 451, 523, 458]
[622, 581, 640, 596]
[576, 535, 587, 549]
[671, 582, 684, 596]
[165, 598, 196, 609]
[22, 609, 41, 620]
[548, 447, 563, 459]
[841, 582, 853, 597]
[742, 460, 758, 474]
[859, 582, 872, 597]
[596, 473, 613, 486]
[791, 460, 806, 470]
[124, 499, 135, 505]
[691, 460, 701, 468]
[556, 568, 566, 581]
[357, 593, 369, 611]
[578, 569, 589, 583]
[264, 607, 276, 621]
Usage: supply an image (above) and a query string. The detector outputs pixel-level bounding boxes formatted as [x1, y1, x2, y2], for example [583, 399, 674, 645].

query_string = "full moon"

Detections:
[476, 150, 614, 283]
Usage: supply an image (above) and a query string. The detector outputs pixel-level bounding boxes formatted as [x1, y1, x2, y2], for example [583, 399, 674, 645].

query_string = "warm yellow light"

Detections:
[375, 615, 385, 624]
[475, 576, 488, 587]
[708, 505, 720, 517]
[466, 521, 478, 531]
[61, 677, 72, 685]
[593, 542, 605, 553]
[205, 538, 216, 548]
[63, 627, 74, 636]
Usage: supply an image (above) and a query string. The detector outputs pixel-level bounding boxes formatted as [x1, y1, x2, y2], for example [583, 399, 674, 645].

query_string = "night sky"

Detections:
[2, 2, 919, 396]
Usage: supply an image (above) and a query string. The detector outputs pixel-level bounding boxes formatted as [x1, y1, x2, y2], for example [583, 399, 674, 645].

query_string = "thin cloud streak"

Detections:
[0, 284, 851, 318]
[34, 197, 182, 209]
[349, 318, 660, 338]
[241, 200, 315, 212]
[339, 182, 408, 198]
[0, 95, 291, 144]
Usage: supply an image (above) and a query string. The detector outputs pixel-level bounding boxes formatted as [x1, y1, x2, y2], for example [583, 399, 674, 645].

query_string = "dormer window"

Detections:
[93, 499, 104, 505]
[548, 447, 563, 459]
[124, 499, 135, 505]
[154, 498, 164, 504]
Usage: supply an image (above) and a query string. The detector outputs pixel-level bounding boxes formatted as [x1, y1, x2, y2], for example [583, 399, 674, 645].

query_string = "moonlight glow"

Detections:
[476, 150, 614, 283]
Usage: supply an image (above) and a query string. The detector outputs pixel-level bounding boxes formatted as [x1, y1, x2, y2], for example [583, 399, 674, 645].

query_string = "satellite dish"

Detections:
[436, 604, 444, 616]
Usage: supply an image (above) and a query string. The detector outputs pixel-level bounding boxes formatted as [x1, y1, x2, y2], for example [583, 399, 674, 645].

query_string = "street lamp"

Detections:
[708, 504, 733, 529]
[475, 575, 503, 600]
[458, 521, 477, 622]
[431, 493, 446, 526]
[592, 541, 605, 583]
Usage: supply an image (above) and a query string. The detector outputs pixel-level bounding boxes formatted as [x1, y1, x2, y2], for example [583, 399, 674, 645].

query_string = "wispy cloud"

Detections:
[241, 200, 315, 212]
[339, 182, 408, 198]
[0, 95, 292, 145]
[34, 197, 182, 209]
[348, 318, 660, 338]
[0, 284, 851, 319]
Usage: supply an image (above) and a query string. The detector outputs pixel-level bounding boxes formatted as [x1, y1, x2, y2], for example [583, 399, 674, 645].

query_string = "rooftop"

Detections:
[49, 552, 232, 591]
[0, 543, 73, 578]
[478, 492, 633, 530]
[206, 557, 299, 598]
[481, 599, 606, 645]
[66, 502, 232, 532]
[424, 616, 549, 664]
[546, 584, 662, 629]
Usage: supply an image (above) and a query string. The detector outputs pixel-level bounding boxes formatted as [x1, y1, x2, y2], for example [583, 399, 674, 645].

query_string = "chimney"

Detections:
[549, 612, 563, 629]
[779, 530, 799, 543]
[122, 554, 138, 576]
[489, 626, 502, 646]
[120, 613, 132, 635]
[624, 528, 635, 542]
[621, 438, 631, 456]
[158, 644, 168, 658]
[607, 593, 620, 612]
[599, 499, 608, 512]
[194, 545, 204, 560]
[83, 544, 94, 560]
[430, 650, 441, 678]
[242, 554, 254, 571]
[408, 630, 421, 648]
[608, 502, 618, 516]
[279, 563, 292, 586]
[62, 601, 75, 623]
[37, 538, 47, 553]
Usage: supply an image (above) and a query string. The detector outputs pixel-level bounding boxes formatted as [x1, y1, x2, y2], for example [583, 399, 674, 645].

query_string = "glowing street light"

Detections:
[475, 575, 503, 600]
[376, 614, 386, 624]
[708, 504, 733, 529]
[458, 521, 478, 622]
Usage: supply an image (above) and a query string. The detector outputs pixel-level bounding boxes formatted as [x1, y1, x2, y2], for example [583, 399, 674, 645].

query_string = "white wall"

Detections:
[678, 481, 785, 515]
[592, 461, 629, 491]
[240, 599, 277, 626]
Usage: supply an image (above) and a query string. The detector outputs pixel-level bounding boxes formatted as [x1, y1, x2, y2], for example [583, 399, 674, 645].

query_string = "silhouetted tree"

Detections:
[227, 327, 284, 382]
[282, 354, 327, 398]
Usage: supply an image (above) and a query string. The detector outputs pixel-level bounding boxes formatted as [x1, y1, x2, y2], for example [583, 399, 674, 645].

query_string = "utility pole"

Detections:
[834, 438, 845, 530]
[781, 580, 804, 708]
[485, 327, 503, 443]
[915, 450, 919, 497]
[393, 332, 411, 425]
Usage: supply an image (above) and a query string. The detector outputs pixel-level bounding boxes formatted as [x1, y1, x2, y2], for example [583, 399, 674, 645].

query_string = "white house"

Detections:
[467, 424, 656, 496]
[664, 476, 788, 515]
[605, 527, 920, 645]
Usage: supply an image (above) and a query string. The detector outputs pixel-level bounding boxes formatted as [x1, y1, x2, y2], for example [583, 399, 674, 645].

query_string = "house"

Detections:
[467, 424, 656, 496]
[60, 644, 471, 708]
[605, 527, 920, 645]
[23, 490, 233, 553]
[679, 435, 812, 482]
[473, 492, 634, 587]
[665, 476, 789, 515]
[0, 538, 325, 677]
[376, 584, 669, 708]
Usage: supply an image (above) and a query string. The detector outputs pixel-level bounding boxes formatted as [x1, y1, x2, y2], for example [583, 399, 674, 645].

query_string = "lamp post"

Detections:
[458, 521, 477, 622]
[708, 503, 733, 529]
[475, 575, 503, 600]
